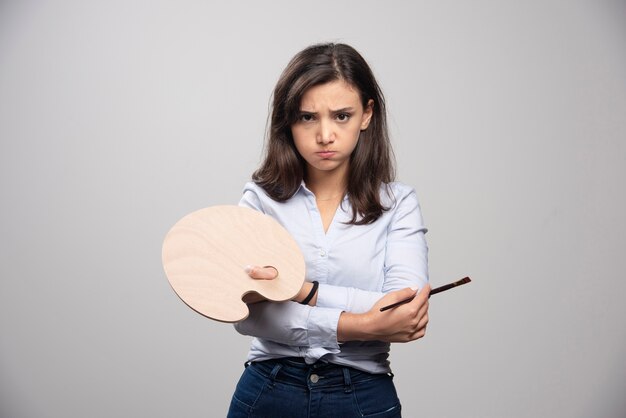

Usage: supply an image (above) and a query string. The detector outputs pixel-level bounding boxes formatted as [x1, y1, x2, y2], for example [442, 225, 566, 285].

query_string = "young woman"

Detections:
[228, 43, 430, 418]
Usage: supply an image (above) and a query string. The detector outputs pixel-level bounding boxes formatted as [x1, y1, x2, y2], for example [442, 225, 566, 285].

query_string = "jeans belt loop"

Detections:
[268, 363, 283, 388]
[342, 367, 353, 393]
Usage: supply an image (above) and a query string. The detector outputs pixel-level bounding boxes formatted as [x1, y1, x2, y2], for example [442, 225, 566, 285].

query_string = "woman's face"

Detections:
[291, 80, 373, 180]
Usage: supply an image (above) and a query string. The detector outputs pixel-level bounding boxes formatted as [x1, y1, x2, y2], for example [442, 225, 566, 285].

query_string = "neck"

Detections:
[305, 166, 348, 201]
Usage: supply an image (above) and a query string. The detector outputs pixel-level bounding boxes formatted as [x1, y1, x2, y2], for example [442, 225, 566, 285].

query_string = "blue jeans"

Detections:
[227, 357, 402, 417]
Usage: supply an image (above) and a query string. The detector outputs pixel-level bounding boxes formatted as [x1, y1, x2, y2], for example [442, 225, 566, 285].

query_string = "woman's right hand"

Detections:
[241, 265, 280, 304]
[245, 265, 319, 305]
[245, 265, 279, 280]
[337, 284, 430, 343]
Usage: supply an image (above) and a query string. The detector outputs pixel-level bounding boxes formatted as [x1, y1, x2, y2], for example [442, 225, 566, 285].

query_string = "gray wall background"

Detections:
[1, 1, 625, 417]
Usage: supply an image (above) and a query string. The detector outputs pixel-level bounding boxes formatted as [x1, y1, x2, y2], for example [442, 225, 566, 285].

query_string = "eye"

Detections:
[299, 113, 314, 122]
[336, 113, 351, 122]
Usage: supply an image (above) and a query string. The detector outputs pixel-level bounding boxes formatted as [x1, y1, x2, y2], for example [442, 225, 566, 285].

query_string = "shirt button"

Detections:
[310, 374, 319, 383]
[320, 250, 326, 257]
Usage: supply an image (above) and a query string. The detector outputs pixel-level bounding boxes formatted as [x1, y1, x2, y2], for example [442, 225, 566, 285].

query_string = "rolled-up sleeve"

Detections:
[233, 301, 341, 351]
[316, 285, 381, 313]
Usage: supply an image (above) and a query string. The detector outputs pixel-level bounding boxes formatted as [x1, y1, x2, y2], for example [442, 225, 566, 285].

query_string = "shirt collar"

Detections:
[296, 180, 349, 201]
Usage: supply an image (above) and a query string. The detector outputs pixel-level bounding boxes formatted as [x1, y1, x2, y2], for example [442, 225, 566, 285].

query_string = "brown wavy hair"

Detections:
[252, 43, 395, 224]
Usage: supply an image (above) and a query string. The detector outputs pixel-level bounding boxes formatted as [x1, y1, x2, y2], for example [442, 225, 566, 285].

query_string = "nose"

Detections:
[316, 119, 335, 144]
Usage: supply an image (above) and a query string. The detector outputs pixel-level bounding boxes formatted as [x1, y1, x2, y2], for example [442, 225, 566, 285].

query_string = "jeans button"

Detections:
[310, 374, 319, 383]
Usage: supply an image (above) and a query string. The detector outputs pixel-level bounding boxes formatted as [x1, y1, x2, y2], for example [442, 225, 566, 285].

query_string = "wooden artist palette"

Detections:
[162, 206, 305, 323]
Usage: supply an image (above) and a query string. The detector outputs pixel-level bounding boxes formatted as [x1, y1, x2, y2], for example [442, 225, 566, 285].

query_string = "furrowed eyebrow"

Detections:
[331, 107, 355, 114]
[298, 107, 355, 115]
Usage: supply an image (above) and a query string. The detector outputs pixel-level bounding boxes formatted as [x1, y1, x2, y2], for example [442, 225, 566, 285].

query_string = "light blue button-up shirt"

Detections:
[234, 181, 428, 373]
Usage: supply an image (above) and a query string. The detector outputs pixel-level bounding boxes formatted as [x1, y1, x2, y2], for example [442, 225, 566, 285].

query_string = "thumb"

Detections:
[245, 265, 279, 280]
[405, 285, 421, 296]
[386, 286, 419, 303]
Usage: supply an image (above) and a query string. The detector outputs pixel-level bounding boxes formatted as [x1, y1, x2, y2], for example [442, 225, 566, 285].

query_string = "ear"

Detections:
[360, 99, 374, 130]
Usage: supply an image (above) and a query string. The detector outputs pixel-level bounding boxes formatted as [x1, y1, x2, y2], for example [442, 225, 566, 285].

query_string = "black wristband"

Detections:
[300, 281, 319, 305]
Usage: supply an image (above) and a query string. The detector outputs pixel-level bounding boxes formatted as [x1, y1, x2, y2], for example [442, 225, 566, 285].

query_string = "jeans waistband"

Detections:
[247, 357, 390, 390]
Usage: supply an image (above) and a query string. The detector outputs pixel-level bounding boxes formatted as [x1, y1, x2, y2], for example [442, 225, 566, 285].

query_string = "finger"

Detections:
[416, 312, 429, 330]
[377, 286, 418, 309]
[396, 286, 420, 300]
[244, 265, 278, 280]
[419, 283, 431, 297]
[416, 298, 429, 319]
[409, 283, 431, 307]
[410, 328, 427, 340]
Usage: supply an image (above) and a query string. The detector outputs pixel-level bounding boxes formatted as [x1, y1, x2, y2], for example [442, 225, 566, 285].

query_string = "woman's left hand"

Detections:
[337, 285, 430, 343]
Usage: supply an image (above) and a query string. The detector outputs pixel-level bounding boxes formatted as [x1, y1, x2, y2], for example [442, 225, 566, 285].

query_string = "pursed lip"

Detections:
[316, 150, 336, 158]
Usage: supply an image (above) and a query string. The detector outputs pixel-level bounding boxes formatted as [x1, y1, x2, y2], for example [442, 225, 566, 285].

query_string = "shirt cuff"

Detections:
[316, 284, 382, 314]
[306, 306, 342, 350]
[316, 284, 350, 311]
